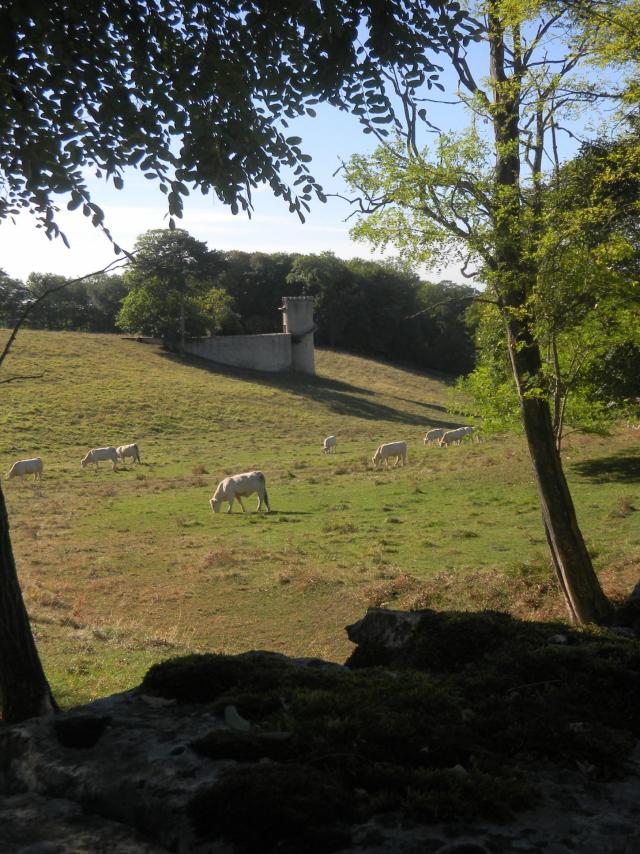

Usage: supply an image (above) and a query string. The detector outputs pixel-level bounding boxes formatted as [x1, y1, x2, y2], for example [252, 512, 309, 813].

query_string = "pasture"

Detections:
[2, 329, 639, 707]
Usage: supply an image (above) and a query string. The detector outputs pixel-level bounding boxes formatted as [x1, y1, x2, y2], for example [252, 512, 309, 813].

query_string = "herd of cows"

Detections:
[4, 424, 476, 515]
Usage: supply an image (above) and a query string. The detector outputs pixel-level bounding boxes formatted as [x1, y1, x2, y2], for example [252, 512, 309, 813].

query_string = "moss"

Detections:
[191, 729, 296, 762]
[140, 651, 333, 704]
[188, 763, 353, 854]
[144, 611, 640, 842]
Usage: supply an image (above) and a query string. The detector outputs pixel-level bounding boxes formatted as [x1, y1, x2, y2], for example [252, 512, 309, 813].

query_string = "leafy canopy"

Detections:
[1, 0, 471, 246]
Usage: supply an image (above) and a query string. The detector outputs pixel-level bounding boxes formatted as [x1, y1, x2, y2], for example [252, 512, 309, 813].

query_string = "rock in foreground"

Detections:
[1, 611, 639, 853]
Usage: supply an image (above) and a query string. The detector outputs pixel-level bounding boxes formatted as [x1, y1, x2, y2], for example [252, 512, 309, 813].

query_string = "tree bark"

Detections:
[0, 483, 57, 722]
[506, 327, 612, 623]
[489, 3, 611, 624]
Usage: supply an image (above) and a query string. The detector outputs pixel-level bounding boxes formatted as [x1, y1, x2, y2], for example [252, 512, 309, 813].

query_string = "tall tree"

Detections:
[345, 0, 640, 623]
[83, 274, 128, 332]
[117, 229, 218, 346]
[1, 0, 467, 720]
[459, 134, 640, 446]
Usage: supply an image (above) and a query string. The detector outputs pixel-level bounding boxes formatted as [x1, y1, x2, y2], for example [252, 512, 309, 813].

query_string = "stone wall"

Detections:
[183, 333, 292, 372]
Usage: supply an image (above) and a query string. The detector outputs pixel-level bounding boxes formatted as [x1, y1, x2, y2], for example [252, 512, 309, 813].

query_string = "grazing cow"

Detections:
[323, 435, 337, 454]
[5, 457, 43, 481]
[81, 447, 118, 471]
[210, 471, 270, 514]
[116, 443, 141, 464]
[372, 441, 407, 468]
[439, 427, 467, 447]
[424, 428, 447, 445]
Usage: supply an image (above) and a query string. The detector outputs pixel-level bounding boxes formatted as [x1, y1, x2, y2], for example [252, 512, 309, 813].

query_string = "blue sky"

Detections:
[1, 17, 606, 287]
[0, 103, 446, 282]
[1, 93, 474, 286]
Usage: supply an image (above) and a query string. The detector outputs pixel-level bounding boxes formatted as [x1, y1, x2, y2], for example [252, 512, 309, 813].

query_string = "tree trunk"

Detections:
[489, 3, 611, 624]
[0, 483, 57, 722]
[511, 347, 612, 623]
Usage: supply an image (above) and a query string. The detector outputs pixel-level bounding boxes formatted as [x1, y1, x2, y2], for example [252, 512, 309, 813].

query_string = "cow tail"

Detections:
[263, 486, 270, 512]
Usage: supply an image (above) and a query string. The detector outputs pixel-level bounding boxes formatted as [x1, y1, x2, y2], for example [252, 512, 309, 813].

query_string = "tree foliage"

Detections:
[116, 229, 223, 342]
[457, 133, 640, 445]
[0, 0, 469, 245]
[0, 269, 26, 326]
[343, 0, 640, 624]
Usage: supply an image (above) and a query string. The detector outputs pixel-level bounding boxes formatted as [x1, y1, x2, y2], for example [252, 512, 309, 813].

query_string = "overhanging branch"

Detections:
[0, 255, 131, 370]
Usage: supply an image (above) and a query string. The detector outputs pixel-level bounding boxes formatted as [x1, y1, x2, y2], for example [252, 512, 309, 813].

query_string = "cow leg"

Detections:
[237, 496, 246, 513]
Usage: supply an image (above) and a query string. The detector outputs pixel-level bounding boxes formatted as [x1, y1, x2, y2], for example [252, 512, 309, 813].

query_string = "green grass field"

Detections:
[2, 329, 639, 707]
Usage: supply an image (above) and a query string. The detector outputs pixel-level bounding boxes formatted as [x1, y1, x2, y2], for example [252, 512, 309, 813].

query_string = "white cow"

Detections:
[322, 435, 337, 454]
[210, 471, 270, 514]
[116, 443, 141, 464]
[372, 441, 407, 468]
[424, 428, 447, 445]
[81, 447, 118, 471]
[439, 427, 467, 447]
[6, 458, 43, 481]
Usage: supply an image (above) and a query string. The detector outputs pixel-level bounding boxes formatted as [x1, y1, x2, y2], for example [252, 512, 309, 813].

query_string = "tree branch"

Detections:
[0, 373, 45, 385]
[405, 294, 498, 321]
[0, 255, 131, 370]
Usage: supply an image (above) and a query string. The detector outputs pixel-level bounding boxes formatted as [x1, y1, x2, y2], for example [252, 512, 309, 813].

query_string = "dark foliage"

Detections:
[0, 0, 470, 242]
[4, 247, 478, 375]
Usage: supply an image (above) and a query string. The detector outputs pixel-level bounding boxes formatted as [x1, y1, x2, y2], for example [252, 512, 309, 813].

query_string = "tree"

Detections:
[117, 229, 221, 347]
[458, 133, 640, 447]
[218, 251, 302, 334]
[0, 270, 26, 326]
[1, 0, 464, 243]
[25, 273, 90, 330]
[402, 278, 478, 375]
[286, 253, 357, 347]
[200, 288, 243, 336]
[1, 0, 470, 720]
[344, 0, 640, 624]
[83, 274, 128, 332]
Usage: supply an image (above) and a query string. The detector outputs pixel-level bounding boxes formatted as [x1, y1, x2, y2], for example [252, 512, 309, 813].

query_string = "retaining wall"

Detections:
[184, 333, 292, 372]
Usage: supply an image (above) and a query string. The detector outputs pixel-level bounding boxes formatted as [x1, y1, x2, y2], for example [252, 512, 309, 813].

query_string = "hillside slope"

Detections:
[1, 330, 638, 706]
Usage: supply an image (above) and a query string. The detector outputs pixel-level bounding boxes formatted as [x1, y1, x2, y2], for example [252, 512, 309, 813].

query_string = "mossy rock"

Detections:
[347, 610, 561, 672]
[142, 611, 640, 834]
[188, 763, 353, 853]
[140, 651, 341, 704]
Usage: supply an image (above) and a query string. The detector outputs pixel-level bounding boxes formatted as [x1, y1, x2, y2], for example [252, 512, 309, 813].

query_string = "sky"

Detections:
[1, 102, 471, 285]
[0, 14, 604, 288]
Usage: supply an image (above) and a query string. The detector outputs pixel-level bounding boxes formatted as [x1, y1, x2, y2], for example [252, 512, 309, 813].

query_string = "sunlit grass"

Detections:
[1, 329, 638, 706]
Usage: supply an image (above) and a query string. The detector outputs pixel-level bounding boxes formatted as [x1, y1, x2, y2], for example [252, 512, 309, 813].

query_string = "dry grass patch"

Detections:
[608, 495, 636, 519]
[364, 571, 419, 607]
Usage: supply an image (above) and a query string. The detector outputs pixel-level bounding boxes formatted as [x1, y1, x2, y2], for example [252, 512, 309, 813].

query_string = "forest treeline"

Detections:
[0, 241, 478, 376]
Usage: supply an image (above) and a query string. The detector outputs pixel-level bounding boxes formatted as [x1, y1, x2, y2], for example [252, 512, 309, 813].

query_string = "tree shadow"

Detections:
[162, 351, 461, 430]
[265, 510, 311, 516]
[392, 397, 450, 413]
[571, 451, 640, 483]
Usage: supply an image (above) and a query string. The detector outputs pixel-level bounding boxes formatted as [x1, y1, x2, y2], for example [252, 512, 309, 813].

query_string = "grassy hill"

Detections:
[2, 329, 639, 707]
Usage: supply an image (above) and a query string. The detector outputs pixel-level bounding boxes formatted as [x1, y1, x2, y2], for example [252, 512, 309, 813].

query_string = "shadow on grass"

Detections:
[161, 351, 460, 430]
[571, 451, 640, 483]
[266, 510, 311, 516]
